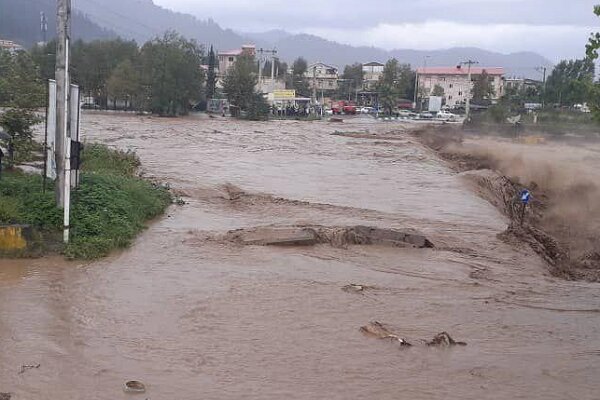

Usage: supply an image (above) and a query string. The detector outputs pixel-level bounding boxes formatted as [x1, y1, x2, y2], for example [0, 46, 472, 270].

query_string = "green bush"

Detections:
[0, 144, 171, 259]
[246, 92, 270, 121]
[81, 143, 141, 176]
[65, 173, 171, 259]
[0, 196, 21, 223]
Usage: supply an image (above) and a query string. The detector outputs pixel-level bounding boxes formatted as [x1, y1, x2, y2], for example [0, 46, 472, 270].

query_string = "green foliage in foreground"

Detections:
[0, 144, 171, 259]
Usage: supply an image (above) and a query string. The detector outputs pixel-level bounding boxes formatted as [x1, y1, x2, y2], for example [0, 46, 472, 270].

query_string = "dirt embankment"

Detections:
[414, 126, 600, 282]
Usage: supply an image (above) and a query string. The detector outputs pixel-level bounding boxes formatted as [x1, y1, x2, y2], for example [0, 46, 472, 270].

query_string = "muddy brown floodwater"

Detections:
[2, 113, 600, 399]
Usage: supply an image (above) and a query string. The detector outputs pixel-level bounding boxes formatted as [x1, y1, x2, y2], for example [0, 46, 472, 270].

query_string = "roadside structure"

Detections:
[505, 77, 541, 92]
[416, 66, 505, 107]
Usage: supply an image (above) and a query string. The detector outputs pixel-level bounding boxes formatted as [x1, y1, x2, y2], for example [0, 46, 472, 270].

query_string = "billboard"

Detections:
[273, 89, 296, 100]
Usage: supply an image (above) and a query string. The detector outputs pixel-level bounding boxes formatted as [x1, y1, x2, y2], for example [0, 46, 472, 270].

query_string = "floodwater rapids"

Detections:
[1, 113, 599, 399]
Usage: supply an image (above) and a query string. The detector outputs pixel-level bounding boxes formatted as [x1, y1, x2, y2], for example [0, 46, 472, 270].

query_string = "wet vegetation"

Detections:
[0, 144, 171, 259]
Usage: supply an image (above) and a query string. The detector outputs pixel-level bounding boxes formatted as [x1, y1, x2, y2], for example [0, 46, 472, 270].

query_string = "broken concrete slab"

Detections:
[223, 225, 434, 249]
[227, 227, 318, 246]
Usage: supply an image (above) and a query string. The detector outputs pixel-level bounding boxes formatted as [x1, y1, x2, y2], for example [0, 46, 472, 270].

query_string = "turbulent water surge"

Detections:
[1, 113, 599, 399]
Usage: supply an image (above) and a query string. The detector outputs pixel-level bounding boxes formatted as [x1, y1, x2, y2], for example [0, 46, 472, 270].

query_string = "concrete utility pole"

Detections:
[55, 0, 71, 209]
[312, 65, 317, 105]
[418, 56, 430, 111]
[536, 66, 547, 107]
[460, 59, 478, 122]
[271, 56, 276, 80]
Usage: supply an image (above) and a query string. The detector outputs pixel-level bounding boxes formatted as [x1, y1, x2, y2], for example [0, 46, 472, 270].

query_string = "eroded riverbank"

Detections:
[1, 113, 599, 399]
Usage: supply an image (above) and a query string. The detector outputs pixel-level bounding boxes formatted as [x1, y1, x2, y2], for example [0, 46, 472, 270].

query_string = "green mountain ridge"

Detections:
[0, 0, 115, 47]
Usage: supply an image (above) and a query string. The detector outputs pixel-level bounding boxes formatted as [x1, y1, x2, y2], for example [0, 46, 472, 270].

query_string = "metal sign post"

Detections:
[520, 189, 531, 225]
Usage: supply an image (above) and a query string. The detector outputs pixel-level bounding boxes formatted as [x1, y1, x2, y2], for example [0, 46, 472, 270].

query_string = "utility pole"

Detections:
[257, 48, 277, 81]
[413, 68, 419, 108]
[536, 66, 547, 108]
[271, 56, 276, 80]
[55, 0, 72, 243]
[257, 48, 264, 83]
[312, 65, 317, 106]
[460, 59, 478, 122]
[418, 55, 430, 111]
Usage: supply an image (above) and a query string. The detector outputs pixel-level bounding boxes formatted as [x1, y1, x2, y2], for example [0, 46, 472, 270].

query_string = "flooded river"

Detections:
[1, 113, 599, 399]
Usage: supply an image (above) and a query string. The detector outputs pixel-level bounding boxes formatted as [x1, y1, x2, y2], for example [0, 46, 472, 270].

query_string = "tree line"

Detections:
[30, 32, 205, 116]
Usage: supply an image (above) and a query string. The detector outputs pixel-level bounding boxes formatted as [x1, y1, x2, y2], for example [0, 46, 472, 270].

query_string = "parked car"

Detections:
[436, 111, 457, 121]
[418, 112, 435, 120]
[398, 110, 412, 118]
[359, 106, 373, 114]
[82, 102, 101, 110]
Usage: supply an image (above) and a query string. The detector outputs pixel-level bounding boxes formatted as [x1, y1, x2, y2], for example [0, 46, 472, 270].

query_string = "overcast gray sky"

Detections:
[153, 0, 599, 61]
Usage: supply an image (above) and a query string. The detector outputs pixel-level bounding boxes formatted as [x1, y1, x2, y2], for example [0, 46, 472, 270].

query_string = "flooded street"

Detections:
[2, 113, 600, 399]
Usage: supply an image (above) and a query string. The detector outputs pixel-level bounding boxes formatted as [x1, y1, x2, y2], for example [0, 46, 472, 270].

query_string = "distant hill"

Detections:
[0, 0, 115, 47]
[1, 0, 553, 78]
[269, 34, 552, 79]
[73, 0, 243, 50]
[241, 30, 293, 45]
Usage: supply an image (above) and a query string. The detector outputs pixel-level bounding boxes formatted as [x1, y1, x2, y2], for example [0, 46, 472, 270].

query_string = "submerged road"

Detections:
[1, 113, 599, 399]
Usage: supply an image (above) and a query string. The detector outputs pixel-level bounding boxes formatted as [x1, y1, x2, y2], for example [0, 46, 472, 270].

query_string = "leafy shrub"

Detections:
[0, 144, 171, 259]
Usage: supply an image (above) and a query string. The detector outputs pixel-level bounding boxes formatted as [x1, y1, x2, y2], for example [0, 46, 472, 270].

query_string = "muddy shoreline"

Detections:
[412, 125, 600, 282]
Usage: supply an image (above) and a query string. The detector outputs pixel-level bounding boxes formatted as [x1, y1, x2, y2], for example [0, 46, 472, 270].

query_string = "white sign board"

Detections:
[428, 96, 443, 112]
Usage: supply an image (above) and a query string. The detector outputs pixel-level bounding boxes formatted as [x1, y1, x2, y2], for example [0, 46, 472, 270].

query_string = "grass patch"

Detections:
[0, 143, 171, 259]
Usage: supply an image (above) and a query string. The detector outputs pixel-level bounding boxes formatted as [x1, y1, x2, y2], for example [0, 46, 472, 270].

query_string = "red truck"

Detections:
[332, 101, 357, 115]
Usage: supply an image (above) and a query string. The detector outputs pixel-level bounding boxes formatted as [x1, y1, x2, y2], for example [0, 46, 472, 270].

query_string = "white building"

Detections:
[416, 66, 505, 106]
[217, 44, 256, 77]
[362, 62, 384, 88]
[0, 39, 24, 53]
[305, 62, 339, 92]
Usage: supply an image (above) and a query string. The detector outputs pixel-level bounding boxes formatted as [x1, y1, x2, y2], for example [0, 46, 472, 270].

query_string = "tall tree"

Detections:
[289, 57, 310, 97]
[377, 58, 415, 114]
[140, 32, 205, 116]
[431, 84, 445, 97]
[545, 59, 594, 106]
[586, 5, 600, 60]
[471, 70, 496, 105]
[0, 49, 43, 165]
[340, 63, 364, 99]
[206, 45, 217, 99]
[586, 4, 600, 120]
[107, 59, 141, 110]
[223, 54, 258, 111]
[71, 38, 139, 107]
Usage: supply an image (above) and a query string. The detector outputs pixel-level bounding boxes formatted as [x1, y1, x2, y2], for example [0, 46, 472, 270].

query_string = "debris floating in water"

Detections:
[123, 380, 146, 393]
[427, 332, 467, 347]
[361, 322, 467, 348]
[18, 364, 40, 374]
[342, 284, 372, 293]
[360, 322, 412, 347]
